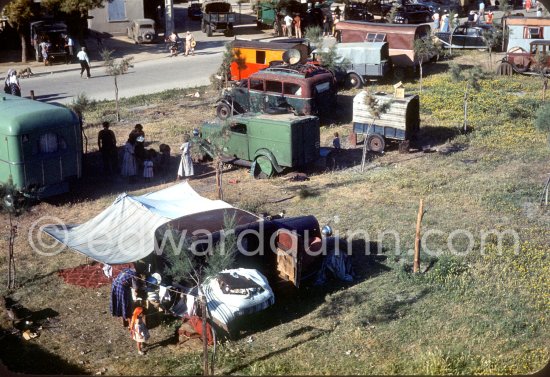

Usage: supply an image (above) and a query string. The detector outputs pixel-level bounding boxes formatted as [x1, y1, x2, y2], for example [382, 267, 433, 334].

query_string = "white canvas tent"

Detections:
[42, 182, 233, 264]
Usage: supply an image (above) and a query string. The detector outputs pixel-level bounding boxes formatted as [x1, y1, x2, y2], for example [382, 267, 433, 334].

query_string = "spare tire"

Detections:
[144, 33, 154, 42]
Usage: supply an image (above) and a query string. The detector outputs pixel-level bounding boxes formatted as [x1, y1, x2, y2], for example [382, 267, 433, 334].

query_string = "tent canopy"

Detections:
[42, 182, 233, 264]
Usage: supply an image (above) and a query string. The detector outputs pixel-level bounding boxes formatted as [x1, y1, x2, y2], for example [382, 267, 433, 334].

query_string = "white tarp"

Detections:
[42, 182, 233, 264]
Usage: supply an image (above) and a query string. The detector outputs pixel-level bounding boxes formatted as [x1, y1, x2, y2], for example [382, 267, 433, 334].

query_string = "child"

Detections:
[130, 307, 149, 355]
[333, 132, 341, 151]
[143, 153, 154, 182]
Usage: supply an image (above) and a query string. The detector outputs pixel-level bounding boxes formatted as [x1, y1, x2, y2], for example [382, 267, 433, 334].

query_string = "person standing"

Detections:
[98, 121, 118, 175]
[130, 124, 145, 172]
[284, 13, 293, 37]
[110, 268, 139, 327]
[121, 138, 137, 182]
[129, 307, 149, 355]
[3, 69, 21, 97]
[39, 37, 51, 66]
[64, 35, 74, 64]
[143, 153, 154, 182]
[323, 14, 331, 36]
[77, 47, 91, 78]
[294, 13, 302, 39]
[177, 134, 194, 179]
[526, 0, 532, 12]
[441, 11, 450, 33]
[432, 11, 440, 32]
[486, 10, 494, 24]
[185, 31, 195, 56]
[478, 1, 485, 21]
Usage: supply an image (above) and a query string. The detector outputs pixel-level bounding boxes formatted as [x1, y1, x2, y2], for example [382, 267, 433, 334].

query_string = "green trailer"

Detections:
[0, 94, 82, 198]
[198, 113, 320, 178]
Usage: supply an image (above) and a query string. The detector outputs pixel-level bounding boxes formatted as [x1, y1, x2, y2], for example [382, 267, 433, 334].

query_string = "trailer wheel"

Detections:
[367, 134, 385, 153]
[346, 73, 363, 89]
[252, 156, 274, 179]
[216, 103, 232, 119]
[207, 25, 213, 37]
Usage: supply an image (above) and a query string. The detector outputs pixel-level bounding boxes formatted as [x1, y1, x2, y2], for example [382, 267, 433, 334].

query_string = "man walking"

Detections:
[64, 34, 74, 64]
[77, 47, 91, 79]
[98, 121, 118, 175]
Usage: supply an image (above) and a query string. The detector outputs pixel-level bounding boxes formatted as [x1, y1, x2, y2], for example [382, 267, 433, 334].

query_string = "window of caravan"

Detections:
[266, 80, 282, 93]
[37, 133, 67, 154]
[249, 79, 263, 90]
[365, 33, 386, 42]
[524, 27, 543, 39]
[315, 81, 331, 93]
[283, 83, 302, 96]
[256, 50, 266, 64]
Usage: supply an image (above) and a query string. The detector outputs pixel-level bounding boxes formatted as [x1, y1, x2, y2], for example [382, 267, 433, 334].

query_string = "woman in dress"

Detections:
[121, 138, 137, 182]
[3, 69, 21, 97]
[177, 134, 194, 179]
[441, 11, 450, 33]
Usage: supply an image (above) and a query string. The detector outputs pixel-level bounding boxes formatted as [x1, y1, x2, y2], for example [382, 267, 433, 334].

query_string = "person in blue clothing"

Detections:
[441, 11, 450, 33]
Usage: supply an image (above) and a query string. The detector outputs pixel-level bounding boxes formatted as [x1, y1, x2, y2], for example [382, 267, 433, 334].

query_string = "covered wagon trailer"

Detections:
[351, 91, 420, 152]
[0, 94, 82, 198]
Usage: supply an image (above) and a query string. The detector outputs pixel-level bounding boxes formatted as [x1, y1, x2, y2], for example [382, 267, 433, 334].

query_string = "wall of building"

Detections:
[88, 0, 144, 35]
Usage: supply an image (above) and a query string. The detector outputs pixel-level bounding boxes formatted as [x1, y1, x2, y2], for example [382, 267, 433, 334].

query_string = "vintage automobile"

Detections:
[413, 0, 462, 15]
[197, 113, 320, 178]
[127, 18, 157, 44]
[216, 64, 337, 119]
[435, 24, 496, 50]
[323, 42, 392, 88]
[188, 0, 203, 19]
[30, 20, 68, 63]
[201, 0, 236, 37]
[256, 0, 278, 29]
[393, 3, 433, 24]
[345, 2, 375, 21]
[351, 91, 420, 152]
[0, 94, 82, 198]
[499, 40, 550, 75]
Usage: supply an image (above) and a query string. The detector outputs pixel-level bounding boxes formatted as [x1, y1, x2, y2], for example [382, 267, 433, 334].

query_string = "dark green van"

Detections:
[198, 113, 320, 178]
[0, 94, 82, 198]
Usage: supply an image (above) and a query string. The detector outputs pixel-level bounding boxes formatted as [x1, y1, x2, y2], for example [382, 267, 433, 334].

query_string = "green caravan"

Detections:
[0, 94, 82, 198]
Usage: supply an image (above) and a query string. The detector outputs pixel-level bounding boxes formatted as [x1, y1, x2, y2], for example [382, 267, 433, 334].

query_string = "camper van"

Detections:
[230, 39, 310, 81]
[0, 94, 82, 198]
[335, 21, 433, 78]
[503, 16, 550, 52]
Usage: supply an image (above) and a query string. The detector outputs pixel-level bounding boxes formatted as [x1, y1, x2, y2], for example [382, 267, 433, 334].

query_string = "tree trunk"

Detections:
[463, 86, 469, 132]
[413, 198, 424, 273]
[419, 63, 423, 92]
[114, 76, 120, 122]
[19, 31, 27, 63]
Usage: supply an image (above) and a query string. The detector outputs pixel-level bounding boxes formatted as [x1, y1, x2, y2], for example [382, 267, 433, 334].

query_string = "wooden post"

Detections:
[30, 90, 35, 100]
[201, 294, 209, 376]
[413, 198, 424, 273]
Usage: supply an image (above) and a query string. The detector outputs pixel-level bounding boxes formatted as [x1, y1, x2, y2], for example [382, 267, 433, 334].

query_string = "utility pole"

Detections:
[165, 0, 174, 36]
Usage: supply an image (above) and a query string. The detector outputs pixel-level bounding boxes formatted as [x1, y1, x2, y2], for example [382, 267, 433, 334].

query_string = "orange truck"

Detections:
[230, 39, 310, 81]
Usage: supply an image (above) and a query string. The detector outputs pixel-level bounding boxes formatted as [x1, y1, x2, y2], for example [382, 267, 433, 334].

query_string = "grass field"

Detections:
[0, 52, 549, 375]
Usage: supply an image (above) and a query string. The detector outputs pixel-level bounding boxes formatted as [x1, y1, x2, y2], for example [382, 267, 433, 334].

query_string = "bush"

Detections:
[534, 102, 550, 135]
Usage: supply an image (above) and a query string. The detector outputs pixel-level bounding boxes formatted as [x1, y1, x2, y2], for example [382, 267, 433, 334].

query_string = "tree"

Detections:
[4, 0, 34, 63]
[498, 0, 513, 16]
[162, 214, 238, 374]
[482, 27, 503, 71]
[361, 93, 391, 172]
[413, 36, 439, 92]
[101, 49, 134, 122]
[450, 64, 483, 132]
[41, 0, 105, 42]
[534, 103, 550, 139]
[316, 45, 350, 76]
[385, 3, 399, 23]
[532, 50, 549, 101]
[210, 42, 239, 89]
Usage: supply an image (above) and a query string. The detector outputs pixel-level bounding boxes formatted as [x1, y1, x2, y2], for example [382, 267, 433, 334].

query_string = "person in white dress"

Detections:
[177, 134, 194, 179]
[121, 139, 137, 181]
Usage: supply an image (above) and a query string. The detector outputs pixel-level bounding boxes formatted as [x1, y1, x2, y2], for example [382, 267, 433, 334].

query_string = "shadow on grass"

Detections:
[0, 330, 87, 374]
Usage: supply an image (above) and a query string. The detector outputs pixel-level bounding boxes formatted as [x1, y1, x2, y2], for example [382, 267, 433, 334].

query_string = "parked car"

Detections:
[365, 0, 394, 17]
[393, 4, 433, 24]
[435, 24, 496, 50]
[197, 113, 320, 178]
[201, 0, 236, 37]
[30, 20, 68, 63]
[188, 0, 203, 19]
[412, 0, 462, 15]
[127, 18, 157, 44]
[0, 94, 82, 198]
[216, 64, 337, 119]
[351, 91, 420, 152]
[345, 2, 375, 21]
[500, 40, 550, 75]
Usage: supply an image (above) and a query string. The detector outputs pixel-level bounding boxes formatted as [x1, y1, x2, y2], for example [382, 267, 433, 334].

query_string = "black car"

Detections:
[435, 24, 496, 49]
[188, 1, 202, 20]
[413, 0, 463, 16]
[393, 4, 433, 24]
[345, 2, 375, 21]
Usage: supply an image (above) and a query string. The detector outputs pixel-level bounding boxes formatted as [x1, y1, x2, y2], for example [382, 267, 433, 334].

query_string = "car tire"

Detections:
[207, 25, 213, 37]
[346, 72, 363, 89]
[216, 103, 232, 119]
[367, 134, 385, 153]
[144, 33, 154, 42]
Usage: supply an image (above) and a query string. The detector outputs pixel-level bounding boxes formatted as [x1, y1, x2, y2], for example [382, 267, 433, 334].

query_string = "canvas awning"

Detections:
[42, 182, 233, 264]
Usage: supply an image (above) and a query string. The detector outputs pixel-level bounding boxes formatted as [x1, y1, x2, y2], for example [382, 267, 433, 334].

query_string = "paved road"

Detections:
[25, 47, 224, 104]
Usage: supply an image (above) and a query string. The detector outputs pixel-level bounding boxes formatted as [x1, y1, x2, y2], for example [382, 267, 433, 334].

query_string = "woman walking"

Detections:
[3, 69, 21, 96]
